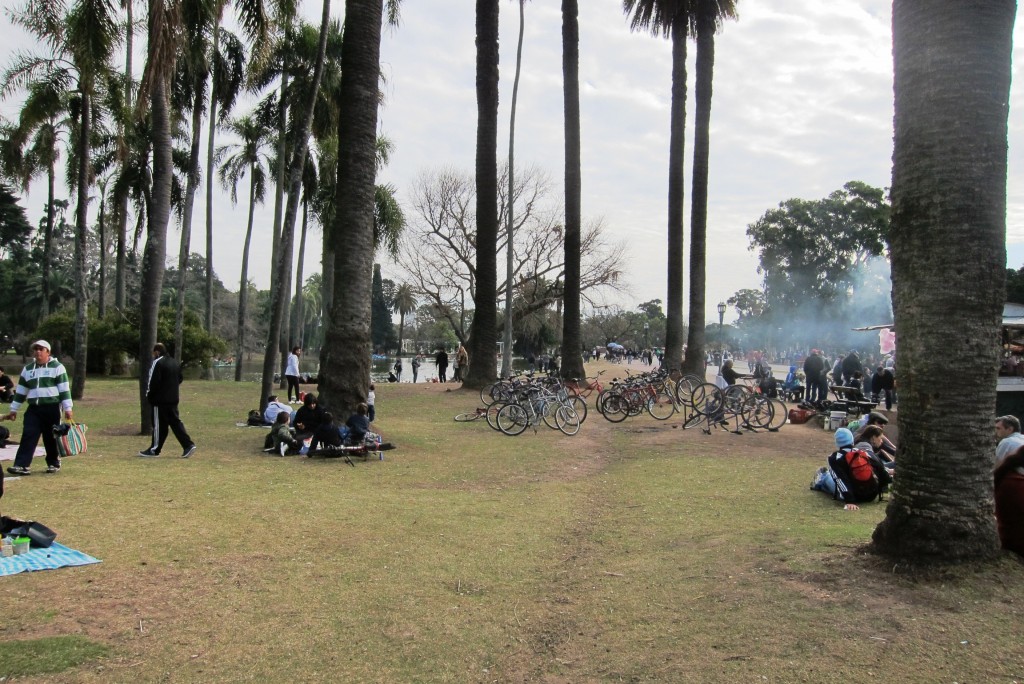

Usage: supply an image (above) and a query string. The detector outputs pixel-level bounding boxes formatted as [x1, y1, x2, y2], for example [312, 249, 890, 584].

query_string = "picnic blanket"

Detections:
[0, 445, 45, 462]
[0, 542, 101, 577]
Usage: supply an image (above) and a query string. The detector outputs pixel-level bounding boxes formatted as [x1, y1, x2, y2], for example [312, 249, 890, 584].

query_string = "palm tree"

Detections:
[463, 0, 500, 391]
[217, 113, 272, 381]
[392, 283, 416, 354]
[624, 0, 695, 371]
[5, 0, 119, 399]
[501, 0, 527, 380]
[0, 81, 71, 320]
[682, 0, 737, 376]
[137, 0, 181, 431]
[258, 0, 331, 411]
[317, 0, 388, 414]
[290, 149, 317, 350]
[871, 0, 1014, 562]
[559, 0, 583, 381]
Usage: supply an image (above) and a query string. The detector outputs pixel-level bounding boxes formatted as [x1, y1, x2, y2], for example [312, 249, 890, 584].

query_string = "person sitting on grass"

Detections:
[810, 427, 892, 511]
[293, 393, 326, 438]
[270, 411, 302, 456]
[853, 425, 897, 474]
[345, 403, 372, 444]
[307, 411, 343, 454]
[852, 411, 897, 464]
[263, 395, 293, 425]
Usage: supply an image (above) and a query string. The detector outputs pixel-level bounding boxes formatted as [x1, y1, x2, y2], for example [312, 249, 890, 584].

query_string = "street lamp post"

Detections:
[643, 322, 650, 353]
[717, 302, 727, 368]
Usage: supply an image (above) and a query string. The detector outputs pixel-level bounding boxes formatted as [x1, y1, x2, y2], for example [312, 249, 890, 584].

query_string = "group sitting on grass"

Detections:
[263, 395, 392, 457]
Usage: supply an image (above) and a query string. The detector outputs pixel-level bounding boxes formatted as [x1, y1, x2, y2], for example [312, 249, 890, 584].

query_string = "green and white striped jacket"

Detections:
[10, 358, 73, 412]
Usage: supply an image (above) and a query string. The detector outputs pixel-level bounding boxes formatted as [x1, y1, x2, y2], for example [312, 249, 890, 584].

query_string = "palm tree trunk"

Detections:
[259, 0, 329, 411]
[174, 72, 207, 358]
[42, 162, 55, 317]
[560, 0, 584, 381]
[115, 0, 133, 313]
[235, 166, 257, 382]
[205, 14, 220, 336]
[72, 88, 91, 399]
[139, 77, 172, 433]
[663, 18, 688, 372]
[98, 185, 107, 320]
[464, 0, 500, 390]
[872, 0, 1014, 562]
[501, 0, 524, 380]
[319, 0, 383, 414]
[682, 13, 714, 376]
[291, 194, 309, 347]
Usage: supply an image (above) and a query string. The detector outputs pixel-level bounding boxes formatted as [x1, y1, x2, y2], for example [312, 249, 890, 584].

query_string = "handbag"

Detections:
[54, 421, 88, 457]
[1, 517, 57, 547]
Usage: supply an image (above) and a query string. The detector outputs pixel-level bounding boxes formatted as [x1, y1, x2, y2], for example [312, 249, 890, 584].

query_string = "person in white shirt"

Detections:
[263, 395, 293, 425]
[285, 347, 302, 403]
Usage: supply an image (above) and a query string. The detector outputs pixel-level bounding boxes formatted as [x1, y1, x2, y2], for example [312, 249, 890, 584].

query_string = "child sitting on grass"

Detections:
[270, 411, 302, 456]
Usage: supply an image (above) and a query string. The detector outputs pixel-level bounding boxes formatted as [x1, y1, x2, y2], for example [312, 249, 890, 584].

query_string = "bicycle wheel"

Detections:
[674, 373, 704, 405]
[480, 382, 497, 406]
[679, 400, 704, 430]
[540, 400, 562, 430]
[556, 405, 581, 435]
[647, 390, 676, 420]
[486, 402, 506, 431]
[496, 403, 529, 436]
[691, 383, 725, 417]
[600, 392, 629, 423]
[570, 395, 588, 423]
[454, 410, 484, 422]
[767, 398, 788, 431]
[742, 394, 774, 429]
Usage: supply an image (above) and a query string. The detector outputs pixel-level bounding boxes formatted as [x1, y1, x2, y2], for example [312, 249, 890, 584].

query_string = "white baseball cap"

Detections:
[32, 339, 51, 351]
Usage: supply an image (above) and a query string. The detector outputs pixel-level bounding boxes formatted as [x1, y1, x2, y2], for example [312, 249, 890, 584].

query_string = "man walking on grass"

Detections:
[139, 343, 197, 459]
[4, 340, 73, 475]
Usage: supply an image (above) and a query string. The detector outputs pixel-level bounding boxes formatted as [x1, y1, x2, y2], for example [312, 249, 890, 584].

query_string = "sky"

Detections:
[2, 0, 1023, 324]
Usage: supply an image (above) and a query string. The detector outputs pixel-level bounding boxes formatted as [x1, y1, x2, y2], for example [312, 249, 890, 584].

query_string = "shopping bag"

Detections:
[54, 422, 88, 456]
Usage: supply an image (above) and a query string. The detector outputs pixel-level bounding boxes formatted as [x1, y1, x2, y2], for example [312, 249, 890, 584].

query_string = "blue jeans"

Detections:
[14, 403, 62, 468]
[812, 468, 837, 496]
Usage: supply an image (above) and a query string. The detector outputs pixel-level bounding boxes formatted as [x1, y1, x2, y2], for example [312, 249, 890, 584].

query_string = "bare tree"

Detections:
[396, 164, 625, 343]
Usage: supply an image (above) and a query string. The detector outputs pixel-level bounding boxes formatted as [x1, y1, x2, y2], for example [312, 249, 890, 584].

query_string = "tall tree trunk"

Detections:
[872, 0, 1014, 562]
[291, 195, 309, 347]
[560, 0, 583, 381]
[98, 186, 107, 320]
[682, 13, 714, 376]
[205, 14, 220, 336]
[501, 0, 524, 379]
[42, 162, 55, 317]
[115, 0, 134, 313]
[319, 0, 383, 414]
[321, 242, 335, 338]
[174, 72, 207, 358]
[235, 167, 257, 382]
[72, 89, 91, 400]
[139, 77, 173, 433]
[259, 0, 329, 411]
[464, 0, 500, 390]
[663, 18, 688, 372]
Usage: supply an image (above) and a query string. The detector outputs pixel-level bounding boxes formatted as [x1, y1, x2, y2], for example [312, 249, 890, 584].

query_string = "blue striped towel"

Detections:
[0, 542, 101, 577]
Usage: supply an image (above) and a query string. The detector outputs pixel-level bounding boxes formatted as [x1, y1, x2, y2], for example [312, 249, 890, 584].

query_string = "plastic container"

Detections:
[1, 537, 12, 558]
[828, 411, 846, 430]
[13, 537, 31, 555]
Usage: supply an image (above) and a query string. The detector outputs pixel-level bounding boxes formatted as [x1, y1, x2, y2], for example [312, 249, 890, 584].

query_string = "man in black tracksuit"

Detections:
[139, 343, 197, 458]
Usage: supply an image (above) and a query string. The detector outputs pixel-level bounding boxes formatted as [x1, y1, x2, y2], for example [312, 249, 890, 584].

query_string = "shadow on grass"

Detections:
[0, 635, 109, 677]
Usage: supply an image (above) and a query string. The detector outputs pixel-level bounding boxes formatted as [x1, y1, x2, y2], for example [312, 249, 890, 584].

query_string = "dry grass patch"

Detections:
[0, 372, 1021, 681]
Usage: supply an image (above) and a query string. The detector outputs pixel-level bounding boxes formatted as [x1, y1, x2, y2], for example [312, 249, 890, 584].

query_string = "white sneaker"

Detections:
[279, 443, 287, 456]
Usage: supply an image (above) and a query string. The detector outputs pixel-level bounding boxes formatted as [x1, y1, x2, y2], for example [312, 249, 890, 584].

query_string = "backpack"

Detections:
[828, 447, 891, 503]
[247, 409, 264, 426]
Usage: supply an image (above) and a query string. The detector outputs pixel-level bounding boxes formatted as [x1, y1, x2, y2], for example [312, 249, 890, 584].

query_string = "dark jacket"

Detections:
[803, 353, 825, 380]
[147, 355, 183, 406]
[841, 353, 863, 383]
[294, 404, 326, 434]
[346, 413, 370, 442]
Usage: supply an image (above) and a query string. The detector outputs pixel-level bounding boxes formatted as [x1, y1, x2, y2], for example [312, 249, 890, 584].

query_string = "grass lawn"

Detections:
[0, 367, 1022, 682]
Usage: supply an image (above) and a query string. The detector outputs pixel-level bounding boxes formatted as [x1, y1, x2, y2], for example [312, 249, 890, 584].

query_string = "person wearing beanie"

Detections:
[811, 427, 891, 510]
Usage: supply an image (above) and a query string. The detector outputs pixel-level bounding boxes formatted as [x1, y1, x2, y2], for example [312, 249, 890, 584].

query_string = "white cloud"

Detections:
[2, 0, 1023, 323]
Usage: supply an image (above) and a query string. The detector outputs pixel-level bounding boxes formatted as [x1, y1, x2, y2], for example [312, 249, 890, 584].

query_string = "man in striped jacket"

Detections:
[4, 340, 74, 475]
